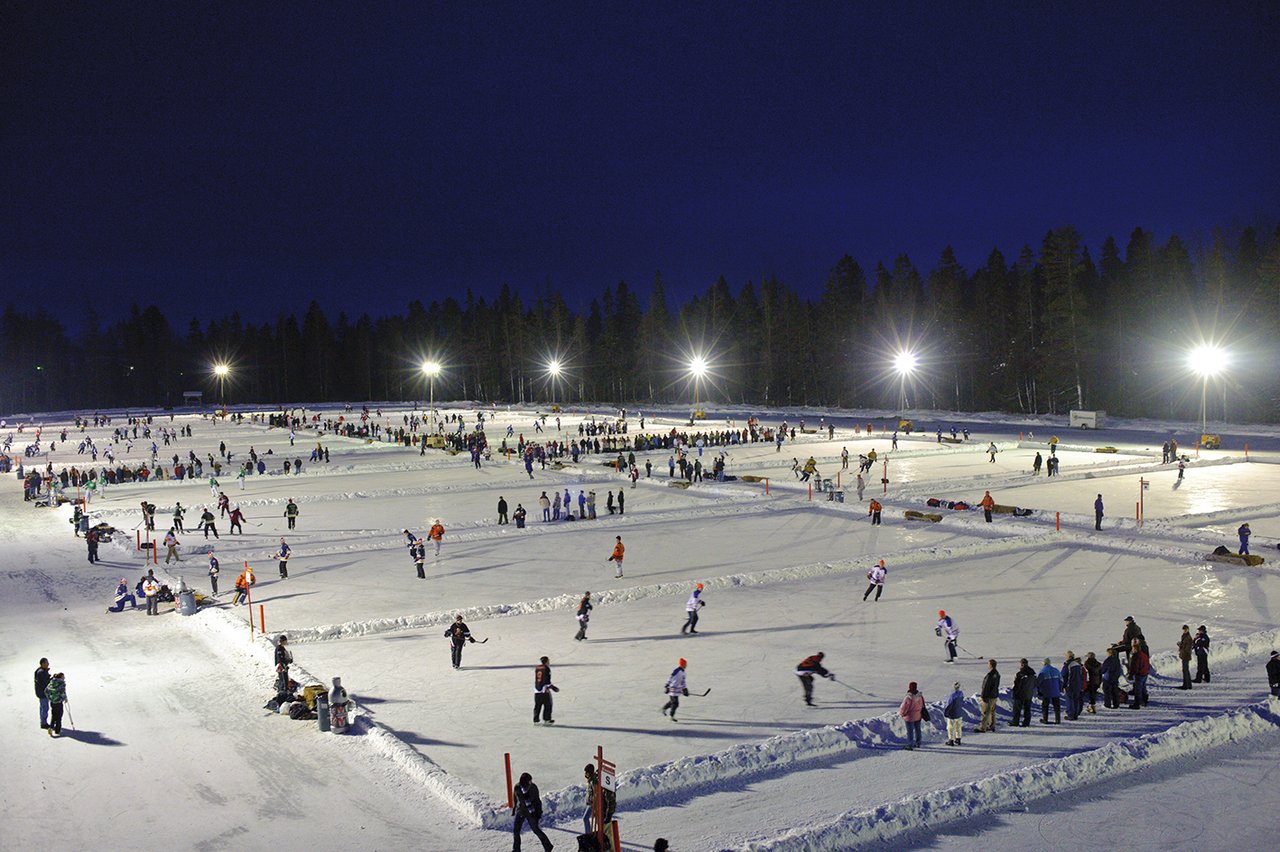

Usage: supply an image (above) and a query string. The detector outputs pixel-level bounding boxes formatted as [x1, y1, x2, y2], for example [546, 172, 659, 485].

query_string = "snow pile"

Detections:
[744, 697, 1280, 851]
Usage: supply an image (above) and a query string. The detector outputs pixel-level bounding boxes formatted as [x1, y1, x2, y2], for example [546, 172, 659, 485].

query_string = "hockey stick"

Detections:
[832, 678, 875, 697]
[691, 688, 711, 696]
[957, 643, 985, 660]
[65, 700, 75, 731]
[472, 637, 490, 644]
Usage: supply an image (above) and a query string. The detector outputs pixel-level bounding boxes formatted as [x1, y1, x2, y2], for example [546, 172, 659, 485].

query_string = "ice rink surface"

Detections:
[3, 403, 1277, 851]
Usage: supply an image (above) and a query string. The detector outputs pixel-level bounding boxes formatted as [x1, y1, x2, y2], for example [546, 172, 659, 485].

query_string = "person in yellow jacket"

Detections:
[427, 519, 445, 557]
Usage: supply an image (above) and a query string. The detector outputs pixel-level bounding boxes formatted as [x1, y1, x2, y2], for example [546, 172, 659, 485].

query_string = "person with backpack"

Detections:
[1011, 658, 1036, 726]
[943, 681, 964, 746]
[511, 772, 553, 852]
[863, 560, 887, 601]
[1036, 657, 1062, 724]
[142, 575, 161, 616]
[898, 682, 926, 750]
[1193, 625, 1211, 683]
[44, 672, 67, 736]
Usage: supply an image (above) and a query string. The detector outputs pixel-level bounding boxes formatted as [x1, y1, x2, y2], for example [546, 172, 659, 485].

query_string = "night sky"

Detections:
[4, 3, 1278, 328]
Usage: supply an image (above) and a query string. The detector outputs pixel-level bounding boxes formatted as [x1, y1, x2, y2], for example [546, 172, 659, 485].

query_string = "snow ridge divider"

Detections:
[742, 696, 1280, 851]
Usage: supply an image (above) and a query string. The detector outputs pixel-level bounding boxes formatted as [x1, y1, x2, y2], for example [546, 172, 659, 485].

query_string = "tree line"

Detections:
[2, 223, 1277, 423]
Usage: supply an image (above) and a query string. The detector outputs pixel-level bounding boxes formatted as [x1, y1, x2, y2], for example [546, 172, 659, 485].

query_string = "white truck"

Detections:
[1069, 410, 1105, 429]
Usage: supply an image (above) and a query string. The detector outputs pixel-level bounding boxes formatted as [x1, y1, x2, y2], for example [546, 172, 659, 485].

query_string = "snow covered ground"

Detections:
[4, 404, 1277, 851]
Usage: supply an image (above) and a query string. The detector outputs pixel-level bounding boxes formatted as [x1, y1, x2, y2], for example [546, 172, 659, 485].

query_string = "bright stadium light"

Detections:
[1187, 345, 1228, 435]
[213, 363, 230, 407]
[422, 360, 442, 432]
[893, 351, 918, 375]
[689, 356, 710, 407]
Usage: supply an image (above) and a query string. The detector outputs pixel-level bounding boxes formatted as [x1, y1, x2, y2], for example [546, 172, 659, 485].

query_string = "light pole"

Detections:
[547, 360, 562, 406]
[1187, 346, 1226, 437]
[689, 356, 708, 410]
[213, 364, 229, 409]
[422, 361, 441, 433]
[892, 351, 918, 411]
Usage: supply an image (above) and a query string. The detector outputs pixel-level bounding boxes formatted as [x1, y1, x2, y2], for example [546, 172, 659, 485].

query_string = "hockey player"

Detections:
[284, 498, 300, 530]
[533, 656, 559, 724]
[863, 559, 886, 601]
[796, 652, 834, 706]
[867, 497, 882, 525]
[681, 583, 706, 633]
[274, 538, 291, 579]
[427, 519, 445, 557]
[444, 615, 475, 669]
[661, 658, 689, 721]
[936, 610, 959, 663]
[411, 538, 426, 578]
[987, 442, 998, 463]
[199, 507, 219, 539]
[163, 528, 182, 563]
[574, 591, 592, 641]
[607, 536, 625, 578]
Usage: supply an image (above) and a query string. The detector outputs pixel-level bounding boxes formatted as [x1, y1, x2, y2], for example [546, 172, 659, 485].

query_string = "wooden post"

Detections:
[1195, 438, 1199, 459]
[258, 604, 265, 634]
[837, 471, 841, 489]
[807, 480, 812, 501]
[504, 753, 514, 810]
[1055, 511, 1060, 531]
[137, 530, 141, 551]
[764, 477, 769, 495]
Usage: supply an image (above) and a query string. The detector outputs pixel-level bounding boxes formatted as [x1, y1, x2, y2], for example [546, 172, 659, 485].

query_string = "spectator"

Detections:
[1036, 657, 1062, 724]
[1193, 625, 1211, 683]
[943, 681, 964, 746]
[1083, 651, 1102, 713]
[1100, 646, 1123, 709]
[1128, 639, 1151, 708]
[1268, 651, 1280, 698]
[1063, 651, 1085, 720]
[976, 659, 999, 732]
[1011, 658, 1035, 727]
[511, 772, 553, 852]
[1177, 625, 1194, 689]
[898, 681, 925, 750]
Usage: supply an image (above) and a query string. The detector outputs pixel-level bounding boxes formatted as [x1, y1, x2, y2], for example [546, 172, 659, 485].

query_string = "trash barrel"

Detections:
[178, 588, 197, 616]
[316, 691, 330, 732]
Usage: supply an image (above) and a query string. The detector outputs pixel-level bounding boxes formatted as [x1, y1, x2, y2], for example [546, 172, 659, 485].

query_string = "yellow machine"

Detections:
[898, 419, 913, 432]
[1200, 434, 1221, 449]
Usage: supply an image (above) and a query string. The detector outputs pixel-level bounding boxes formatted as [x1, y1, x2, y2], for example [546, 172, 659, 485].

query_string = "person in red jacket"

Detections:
[868, 498, 882, 526]
[1128, 638, 1150, 708]
[899, 682, 926, 750]
[979, 491, 995, 523]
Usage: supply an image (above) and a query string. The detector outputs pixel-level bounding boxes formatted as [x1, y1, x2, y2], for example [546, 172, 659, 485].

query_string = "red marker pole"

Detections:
[258, 604, 266, 634]
[1055, 511, 1060, 531]
[764, 477, 769, 495]
[504, 753, 514, 810]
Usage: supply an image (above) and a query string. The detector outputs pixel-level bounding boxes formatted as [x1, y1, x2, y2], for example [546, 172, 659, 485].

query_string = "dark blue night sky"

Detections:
[4, 2, 1278, 325]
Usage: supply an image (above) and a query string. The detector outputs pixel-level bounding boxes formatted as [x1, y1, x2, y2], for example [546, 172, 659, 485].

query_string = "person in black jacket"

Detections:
[1100, 646, 1123, 708]
[533, 656, 559, 724]
[795, 652, 834, 706]
[574, 592, 592, 641]
[1010, 658, 1035, 727]
[512, 772, 553, 852]
[976, 659, 1000, 732]
[444, 615, 475, 669]
[35, 657, 52, 729]
[497, 496, 508, 525]
[274, 635, 293, 698]
[1268, 650, 1280, 698]
[1192, 625, 1211, 683]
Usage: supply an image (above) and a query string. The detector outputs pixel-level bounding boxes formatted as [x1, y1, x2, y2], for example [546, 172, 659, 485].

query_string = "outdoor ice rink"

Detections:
[5, 404, 1278, 851]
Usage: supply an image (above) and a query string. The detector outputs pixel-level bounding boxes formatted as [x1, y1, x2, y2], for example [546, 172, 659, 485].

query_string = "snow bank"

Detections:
[743, 697, 1280, 851]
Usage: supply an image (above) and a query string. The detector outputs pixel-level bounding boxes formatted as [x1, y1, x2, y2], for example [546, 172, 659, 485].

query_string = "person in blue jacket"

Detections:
[107, 579, 138, 612]
[1100, 646, 1123, 708]
[1036, 657, 1062, 724]
[943, 681, 964, 746]
[1238, 523, 1251, 555]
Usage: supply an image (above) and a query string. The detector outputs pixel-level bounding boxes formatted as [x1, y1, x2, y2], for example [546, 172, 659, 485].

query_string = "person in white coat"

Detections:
[681, 584, 706, 634]
[661, 658, 689, 721]
[863, 559, 887, 601]
[936, 610, 959, 662]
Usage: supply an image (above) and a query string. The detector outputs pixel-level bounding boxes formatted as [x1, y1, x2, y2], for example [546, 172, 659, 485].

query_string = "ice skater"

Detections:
[936, 610, 959, 662]
[274, 538, 290, 579]
[661, 658, 690, 721]
[607, 535, 625, 578]
[533, 656, 559, 724]
[795, 652, 834, 706]
[444, 615, 475, 669]
[681, 583, 705, 633]
[427, 519, 444, 557]
[574, 591, 592, 641]
[863, 559, 886, 601]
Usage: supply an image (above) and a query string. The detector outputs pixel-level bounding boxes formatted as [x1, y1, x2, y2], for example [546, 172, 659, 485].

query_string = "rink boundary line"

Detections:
[280, 532, 1043, 645]
[742, 696, 1280, 851]
[503, 626, 1280, 827]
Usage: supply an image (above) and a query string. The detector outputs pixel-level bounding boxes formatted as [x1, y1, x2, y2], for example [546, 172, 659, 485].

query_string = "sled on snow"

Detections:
[1206, 551, 1264, 567]
[904, 510, 943, 523]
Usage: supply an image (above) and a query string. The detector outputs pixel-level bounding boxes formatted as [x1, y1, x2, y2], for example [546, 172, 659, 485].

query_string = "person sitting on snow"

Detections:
[107, 579, 138, 612]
